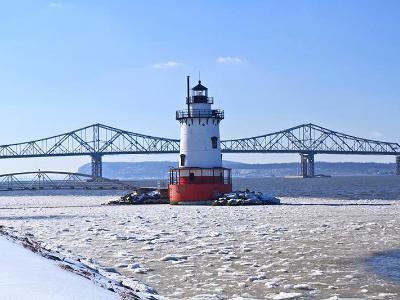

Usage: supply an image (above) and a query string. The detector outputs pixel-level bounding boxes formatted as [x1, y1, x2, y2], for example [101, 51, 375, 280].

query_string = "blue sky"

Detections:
[0, 0, 399, 172]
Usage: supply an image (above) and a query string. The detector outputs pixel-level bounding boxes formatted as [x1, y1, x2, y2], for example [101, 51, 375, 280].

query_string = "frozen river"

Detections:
[0, 176, 400, 299]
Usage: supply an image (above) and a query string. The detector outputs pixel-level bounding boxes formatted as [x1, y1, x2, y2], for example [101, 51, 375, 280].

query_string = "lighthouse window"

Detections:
[180, 154, 186, 166]
[211, 136, 218, 149]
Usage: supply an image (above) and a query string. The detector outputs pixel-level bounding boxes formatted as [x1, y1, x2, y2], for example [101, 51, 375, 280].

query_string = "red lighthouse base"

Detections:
[168, 167, 232, 204]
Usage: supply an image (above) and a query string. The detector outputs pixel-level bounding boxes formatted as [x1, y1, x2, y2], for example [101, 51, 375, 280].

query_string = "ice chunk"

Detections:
[269, 292, 303, 300]
[293, 283, 313, 290]
[160, 254, 188, 262]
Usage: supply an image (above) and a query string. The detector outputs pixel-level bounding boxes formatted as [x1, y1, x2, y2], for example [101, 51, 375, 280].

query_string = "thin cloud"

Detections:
[369, 130, 384, 139]
[49, 2, 63, 9]
[216, 56, 243, 65]
[152, 61, 184, 69]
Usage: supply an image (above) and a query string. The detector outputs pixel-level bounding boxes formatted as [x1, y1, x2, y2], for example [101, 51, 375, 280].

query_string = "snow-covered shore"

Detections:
[0, 230, 161, 300]
[0, 196, 162, 300]
[1, 195, 400, 299]
[0, 235, 120, 300]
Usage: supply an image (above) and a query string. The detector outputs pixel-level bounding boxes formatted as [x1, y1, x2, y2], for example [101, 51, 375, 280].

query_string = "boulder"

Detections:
[213, 190, 280, 206]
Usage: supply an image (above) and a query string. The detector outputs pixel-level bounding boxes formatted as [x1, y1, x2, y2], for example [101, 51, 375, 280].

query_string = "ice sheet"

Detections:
[1, 195, 400, 299]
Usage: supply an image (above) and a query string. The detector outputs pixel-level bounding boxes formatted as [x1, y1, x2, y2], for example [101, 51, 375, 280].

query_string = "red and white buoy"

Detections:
[169, 76, 232, 204]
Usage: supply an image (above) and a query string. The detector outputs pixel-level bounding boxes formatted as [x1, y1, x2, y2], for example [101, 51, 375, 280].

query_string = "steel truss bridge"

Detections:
[0, 123, 399, 179]
[0, 171, 137, 191]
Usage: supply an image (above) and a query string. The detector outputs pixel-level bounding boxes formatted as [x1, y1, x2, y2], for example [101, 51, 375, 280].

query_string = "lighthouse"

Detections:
[168, 76, 232, 204]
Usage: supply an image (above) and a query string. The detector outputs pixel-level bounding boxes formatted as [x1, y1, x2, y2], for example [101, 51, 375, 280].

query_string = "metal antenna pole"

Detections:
[187, 76, 190, 117]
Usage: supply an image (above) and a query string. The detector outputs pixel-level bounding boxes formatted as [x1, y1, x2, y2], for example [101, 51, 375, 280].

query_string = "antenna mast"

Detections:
[186, 75, 190, 116]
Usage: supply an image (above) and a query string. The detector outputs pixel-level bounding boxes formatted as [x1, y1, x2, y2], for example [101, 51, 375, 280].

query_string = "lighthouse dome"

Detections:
[192, 80, 208, 91]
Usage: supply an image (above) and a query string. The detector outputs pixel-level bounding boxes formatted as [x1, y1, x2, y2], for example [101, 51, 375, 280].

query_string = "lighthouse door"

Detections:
[189, 172, 195, 183]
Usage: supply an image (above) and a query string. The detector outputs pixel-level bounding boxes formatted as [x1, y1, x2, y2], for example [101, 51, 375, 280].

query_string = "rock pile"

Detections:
[106, 188, 169, 205]
[212, 190, 280, 206]
[106, 188, 280, 206]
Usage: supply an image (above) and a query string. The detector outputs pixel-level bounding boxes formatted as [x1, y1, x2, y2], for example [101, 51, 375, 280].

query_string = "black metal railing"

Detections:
[186, 96, 214, 104]
[176, 109, 224, 120]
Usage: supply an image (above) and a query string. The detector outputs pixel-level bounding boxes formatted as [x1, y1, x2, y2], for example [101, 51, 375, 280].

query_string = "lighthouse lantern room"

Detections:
[169, 77, 232, 204]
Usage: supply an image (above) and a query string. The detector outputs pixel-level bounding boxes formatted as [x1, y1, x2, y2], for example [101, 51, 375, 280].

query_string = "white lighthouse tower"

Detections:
[169, 76, 232, 204]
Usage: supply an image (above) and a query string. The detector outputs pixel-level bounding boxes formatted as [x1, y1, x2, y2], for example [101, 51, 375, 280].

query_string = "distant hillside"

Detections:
[77, 161, 396, 179]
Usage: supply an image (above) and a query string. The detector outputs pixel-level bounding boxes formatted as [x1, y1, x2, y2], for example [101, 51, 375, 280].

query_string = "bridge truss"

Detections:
[0, 171, 137, 191]
[0, 123, 180, 158]
[0, 124, 179, 178]
[221, 123, 400, 177]
[220, 123, 400, 155]
[0, 123, 399, 178]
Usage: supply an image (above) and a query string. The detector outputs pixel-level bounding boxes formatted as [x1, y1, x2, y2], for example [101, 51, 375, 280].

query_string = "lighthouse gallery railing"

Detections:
[176, 109, 224, 120]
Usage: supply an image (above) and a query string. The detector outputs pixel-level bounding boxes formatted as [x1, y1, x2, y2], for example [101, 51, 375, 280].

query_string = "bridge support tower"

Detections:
[300, 153, 315, 178]
[396, 156, 400, 176]
[91, 154, 103, 178]
[301, 154, 308, 177]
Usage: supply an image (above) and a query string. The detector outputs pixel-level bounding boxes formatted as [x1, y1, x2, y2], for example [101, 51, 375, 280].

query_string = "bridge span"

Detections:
[0, 171, 137, 191]
[0, 123, 399, 178]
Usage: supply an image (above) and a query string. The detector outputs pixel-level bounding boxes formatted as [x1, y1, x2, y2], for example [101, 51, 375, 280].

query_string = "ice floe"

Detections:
[0, 195, 399, 299]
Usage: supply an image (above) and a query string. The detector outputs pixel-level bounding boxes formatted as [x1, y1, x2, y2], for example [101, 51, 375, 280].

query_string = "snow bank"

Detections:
[0, 235, 120, 300]
[0, 230, 162, 300]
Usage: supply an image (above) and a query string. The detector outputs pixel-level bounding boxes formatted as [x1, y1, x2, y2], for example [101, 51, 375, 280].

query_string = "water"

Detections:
[368, 250, 400, 282]
[1, 175, 399, 200]
[234, 175, 400, 200]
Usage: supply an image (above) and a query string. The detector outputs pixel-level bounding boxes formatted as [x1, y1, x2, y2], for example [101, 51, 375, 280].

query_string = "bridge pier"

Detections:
[396, 156, 400, 175]
[300, 154, 308, 178]
[307, 153, 315, 177]
[300, 153, 315, 178]
[91, 154, 103, 178]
